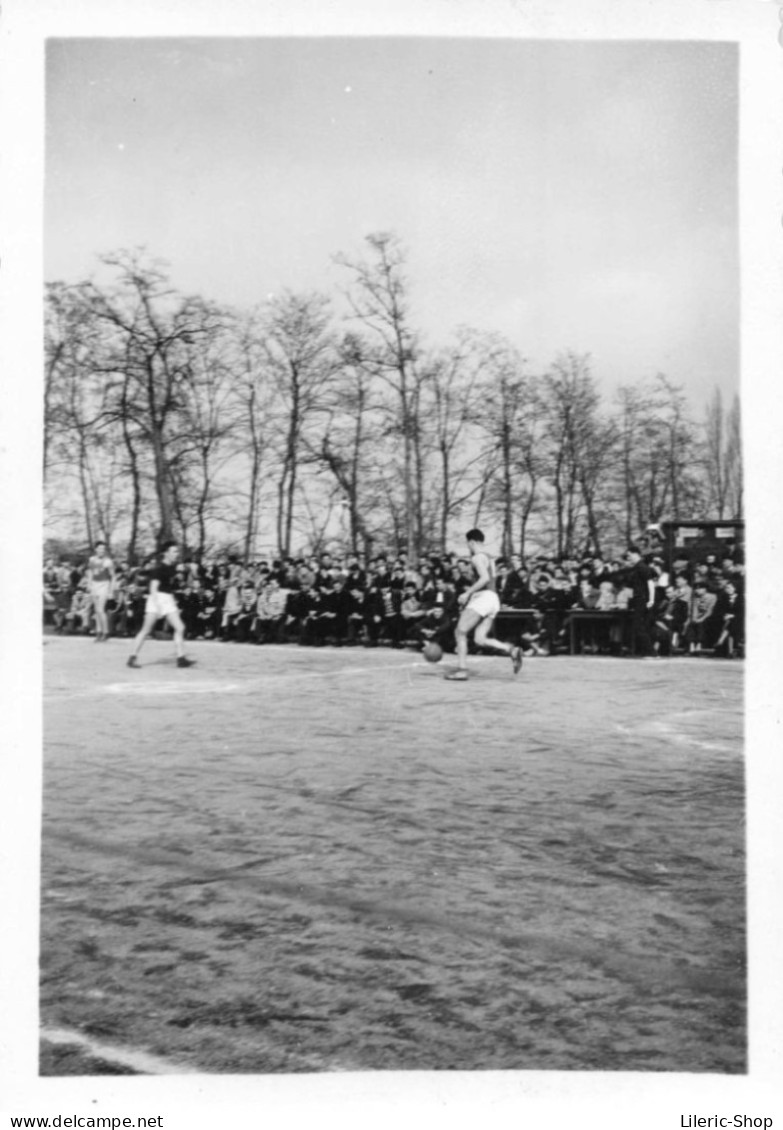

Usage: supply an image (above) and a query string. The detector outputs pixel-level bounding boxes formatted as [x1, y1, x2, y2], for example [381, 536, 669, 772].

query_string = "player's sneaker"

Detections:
[445, 669, 469, 681]
[511, 646, 523, 675]
[177, 656, 196, 668]
[127, 655, 140, 668]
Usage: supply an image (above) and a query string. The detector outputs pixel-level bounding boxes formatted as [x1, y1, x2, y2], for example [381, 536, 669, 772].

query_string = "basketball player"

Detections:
[87, 541, 116, 642]
[127, 542, 195, 669]
[445, 529, 523, 681]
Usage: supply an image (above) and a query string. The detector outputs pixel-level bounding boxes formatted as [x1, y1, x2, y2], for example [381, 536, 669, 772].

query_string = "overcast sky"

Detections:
[45, 37, 739, 406]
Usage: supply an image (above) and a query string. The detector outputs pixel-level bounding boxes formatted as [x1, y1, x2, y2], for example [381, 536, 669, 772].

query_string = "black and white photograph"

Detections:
[1, 0, 781, 1126]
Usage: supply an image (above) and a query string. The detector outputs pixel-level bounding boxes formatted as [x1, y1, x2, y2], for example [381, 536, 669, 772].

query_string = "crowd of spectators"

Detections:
[42, 544, 745, 659]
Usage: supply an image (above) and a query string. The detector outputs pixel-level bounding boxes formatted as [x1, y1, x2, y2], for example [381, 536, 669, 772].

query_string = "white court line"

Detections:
[46, 662, 428, 699]
[40, 1024, 361, 1075]
[41, 1025, 202, 1075]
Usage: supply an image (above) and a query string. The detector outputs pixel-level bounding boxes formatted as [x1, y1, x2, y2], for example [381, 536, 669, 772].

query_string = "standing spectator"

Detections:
[362, 572, 385, 647]
[622, 545, 656, 656]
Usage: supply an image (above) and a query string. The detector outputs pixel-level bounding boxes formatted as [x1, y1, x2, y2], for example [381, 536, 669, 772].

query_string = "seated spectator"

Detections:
[652, 584, 687, 656]
[713, 580, 745, 657]
[683, 581, 719, 653]
[341, 581, 367, 645]
[372, 555, 392, 589]
[342, 553, 366, 592]
[378, 583, 404, 647]
[413, 602, 457, 653]
[314, 576, 342, 645]
[673, 573, 692, 609]
[530, 573, 569, 653]
[197, 585, 221, 639]
[228, 585, 258, 642]
[594, 580, 617, 611]
[180, 576, 206, 639]
[498, 558, 533, 608]
[284, 580, 320, 646]
[576, 575, 599, 609]
[44, 558, 72, 633]
[390, 563, 407, 591]
[400, 581, 427, 641]
[65, 585, 92, 634]
[254, 578, 290, 643]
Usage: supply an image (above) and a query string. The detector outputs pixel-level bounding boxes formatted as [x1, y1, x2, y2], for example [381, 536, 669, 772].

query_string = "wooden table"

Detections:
[494, 608, 540, 643]
[567, 608, 635, 655]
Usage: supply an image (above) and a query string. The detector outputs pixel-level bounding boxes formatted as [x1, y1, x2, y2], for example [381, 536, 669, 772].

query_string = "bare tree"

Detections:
[335, 232, 424, 559]
[540, 353, 606, 557]
[229, 310, 276, 562]
[262, 290, 337, 557]
[724, 394, 743, 518]
[83, 251, 225, 547]
[424, 329, 490, 552]
[310, 332, 385, 555]
[45, 281, 128, 546]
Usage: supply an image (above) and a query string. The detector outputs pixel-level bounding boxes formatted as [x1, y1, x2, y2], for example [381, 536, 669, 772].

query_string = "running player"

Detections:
[127, 541, 195, 669]
[445, 529, 523, 681]
[87, 541, 116, 642]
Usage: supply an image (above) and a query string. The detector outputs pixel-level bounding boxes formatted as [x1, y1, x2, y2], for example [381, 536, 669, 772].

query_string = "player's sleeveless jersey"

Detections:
[474, 552, 498, 593]
[90, 555, 113, 583]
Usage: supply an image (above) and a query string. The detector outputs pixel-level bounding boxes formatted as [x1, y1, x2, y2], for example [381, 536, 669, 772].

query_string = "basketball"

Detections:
[423, 641, 443, 664]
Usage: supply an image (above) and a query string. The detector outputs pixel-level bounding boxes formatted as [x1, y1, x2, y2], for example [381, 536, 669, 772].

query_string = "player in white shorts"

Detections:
[87, 541, 115, 642]
[445, 528, 523, 682]
[127, 541, 195, 669]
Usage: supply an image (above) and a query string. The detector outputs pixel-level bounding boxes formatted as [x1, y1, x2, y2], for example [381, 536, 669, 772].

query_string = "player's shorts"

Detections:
[145, 591, 179, 620]
[91, 580, 112, 601]
[466, 590, 501, 620]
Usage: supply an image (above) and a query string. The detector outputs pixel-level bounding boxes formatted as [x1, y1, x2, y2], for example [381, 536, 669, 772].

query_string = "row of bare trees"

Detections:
[44, 234, 743, 563]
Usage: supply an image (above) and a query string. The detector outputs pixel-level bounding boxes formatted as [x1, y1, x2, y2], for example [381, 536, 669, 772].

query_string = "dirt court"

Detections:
[40, 637, 745, 1075]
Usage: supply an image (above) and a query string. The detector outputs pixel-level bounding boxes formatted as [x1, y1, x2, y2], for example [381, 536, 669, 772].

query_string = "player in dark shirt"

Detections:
[127, 542, 195, 669]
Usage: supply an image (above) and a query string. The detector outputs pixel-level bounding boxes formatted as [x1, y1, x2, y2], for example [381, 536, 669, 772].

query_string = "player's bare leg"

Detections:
[167, 609, 195, 667]
[93, 591, 110, 642]
[127, 611, 158, 668]
[475, 619, 523, 674]
[445, 607, 481, 680]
